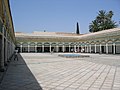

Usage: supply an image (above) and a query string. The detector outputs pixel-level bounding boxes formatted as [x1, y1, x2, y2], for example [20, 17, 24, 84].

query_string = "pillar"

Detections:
[42, 43, 44, 52]
[7, 41, 9, 60]
[74, 45, 76, 52]
[106, 43, 108, 54]
[113, 43, 116, 54]
[50, 44, 51, 52]
[28, 43, 30, 53]
[95, 44, 96, 53]
[100, 44, 102, 54]
[9, 42, 11, 58]
[69, 44, 71, 52]
[20, 44, 22, 53]
[35, 42, 37, 53]
[62, 43, 64, 52]
[56, 45, 58, 52]
[5, 31, 7, 65]
[0, 26, 5, 71]
[89, 45, 91, 53]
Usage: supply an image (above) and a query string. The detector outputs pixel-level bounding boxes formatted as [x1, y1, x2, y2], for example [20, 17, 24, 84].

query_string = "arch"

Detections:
[58, 43, 63, 46]
[22, 42, 28, 52]
[89, 41, 95, 45]
[44, 42, 50, 52]
[16, 42, 21, 47]
[36, 42, 42, 53]
[51, 43, 57, 47]
[107, 39, 113, 42]
[64, 43, 69, 47]
[115, 40, 120, 54]
[22, 42, 28, 47]
[70, 43, 74, 46]
[37, 42, 42, 47]
[29, 42, 35, 47]
[29, 42, 35, 52]
[114, 39, 120, 42]
[44, 42, 50, 47]
[100, 40, 107, 44]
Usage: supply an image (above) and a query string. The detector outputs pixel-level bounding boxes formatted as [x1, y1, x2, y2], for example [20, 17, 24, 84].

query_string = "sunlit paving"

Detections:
[0, 53, 120, 90]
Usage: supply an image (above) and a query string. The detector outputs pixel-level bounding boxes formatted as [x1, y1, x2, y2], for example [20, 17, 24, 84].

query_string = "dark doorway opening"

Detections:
[101, 46, 105, 53]
[37, 47, 42, 52]
[44, 47, 50, 52]
[65, 47, 69, 52]
[59, 47, 62, 52]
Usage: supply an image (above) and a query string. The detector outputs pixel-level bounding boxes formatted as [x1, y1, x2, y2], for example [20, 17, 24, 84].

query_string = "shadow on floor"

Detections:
[0, 54, 43, 90]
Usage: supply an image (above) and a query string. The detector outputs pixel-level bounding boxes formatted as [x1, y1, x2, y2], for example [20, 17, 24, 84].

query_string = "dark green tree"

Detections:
[76, 22, 80, 34]
[89, 10, 118, 32]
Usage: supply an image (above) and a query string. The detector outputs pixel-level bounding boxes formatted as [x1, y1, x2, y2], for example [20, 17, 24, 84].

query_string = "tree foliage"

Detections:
[89, 10, 118, 32]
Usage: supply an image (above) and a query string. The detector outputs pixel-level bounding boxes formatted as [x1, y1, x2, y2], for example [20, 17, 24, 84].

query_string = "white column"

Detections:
[20, 42, 22, 53]
[113, 43, 116, 54]
[89, 45, 91, 53]
[69, 44, 71, 52]
[95, 44, 96, 53]
[62, 45, 64, 52]
[28, 42, 30, 53]
[74, 45, 76, 52]
[56, 45, 58, 52]
[42, 43, 44, 52]
[50, 44, 51, 52]
[100, 44, 102, 54]
[106, 43, 108, 54]
[62, 43, 64, 52]
[35, 44, 37, 53]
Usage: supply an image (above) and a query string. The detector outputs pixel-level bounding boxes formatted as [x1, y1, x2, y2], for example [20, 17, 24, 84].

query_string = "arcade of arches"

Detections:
[16, 40, 120, 54]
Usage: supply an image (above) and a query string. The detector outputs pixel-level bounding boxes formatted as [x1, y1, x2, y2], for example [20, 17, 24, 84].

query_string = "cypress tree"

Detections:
[76, 22, 80, 34]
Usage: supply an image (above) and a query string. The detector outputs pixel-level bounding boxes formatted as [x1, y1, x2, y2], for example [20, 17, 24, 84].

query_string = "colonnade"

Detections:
[17, 41, 120, 54]
[0, 26, 15, 71]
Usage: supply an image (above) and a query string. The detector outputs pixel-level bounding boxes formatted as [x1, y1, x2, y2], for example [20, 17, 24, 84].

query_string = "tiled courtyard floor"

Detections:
[0, 53, 120, 90]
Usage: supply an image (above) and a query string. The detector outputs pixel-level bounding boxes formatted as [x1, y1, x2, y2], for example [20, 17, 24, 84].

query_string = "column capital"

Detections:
[35, 42, 38, 44]
[20, 42, 23, 44]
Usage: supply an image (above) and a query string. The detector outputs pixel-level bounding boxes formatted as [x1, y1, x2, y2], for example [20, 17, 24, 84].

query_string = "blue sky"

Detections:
[10, 0, 120, 34]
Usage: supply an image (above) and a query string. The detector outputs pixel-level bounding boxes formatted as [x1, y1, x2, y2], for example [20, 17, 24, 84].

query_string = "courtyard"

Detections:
[0, 53, 120, 90]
